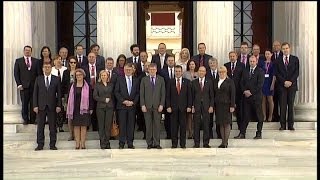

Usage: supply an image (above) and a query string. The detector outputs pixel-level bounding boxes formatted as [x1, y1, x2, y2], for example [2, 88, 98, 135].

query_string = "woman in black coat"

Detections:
[213, 66, 236, 148]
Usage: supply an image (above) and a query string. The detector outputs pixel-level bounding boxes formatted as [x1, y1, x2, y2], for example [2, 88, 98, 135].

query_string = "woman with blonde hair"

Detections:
[93, 70, 114, 149]
[66, 68, 94, 149]
[213, 66, 235, 148]
[176, 48, 190, 73]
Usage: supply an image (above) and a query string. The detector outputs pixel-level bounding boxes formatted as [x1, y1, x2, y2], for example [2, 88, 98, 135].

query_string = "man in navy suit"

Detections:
[114, 63, 140, 149]
[33, 62, 62, 150]
[237, 42, 250, 70]
[14, 45, 39, 124]
[75, 44, 88, 67]
[159, 55, 176, 139]
[191, 43, 213, 71]
[127, 44, 140, 64]
[151, 43, 169, 72]
[252, 44, 266, 68]
[275, 42, 299, 131]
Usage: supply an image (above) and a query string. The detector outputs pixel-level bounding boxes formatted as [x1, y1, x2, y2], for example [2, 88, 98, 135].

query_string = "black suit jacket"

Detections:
[224, 61, 245, 95]
[271, 51, 283, 62]
[96, 55, 105, 69]
[14, 57, 39, 88]
[83, 63, 105, 85]
[206, 69, 219, 85]
[61, 69, 73, 95]
[159, 67, 175, 84]
[191, 53, 212, 71]
[114, 76, 140, 109]
[240, 67, 265, 102]
[76, 55, 89, 67]
[127, 56, 141, 64]
[213, 78, 236, 107]
[274, 55, 300, 91]
[191, 78, 214, 111]
[33, 75, 62, 111]
[166, 78, 192, 111]
[135, 62, 145, 78]
[151, 53, 169, 71]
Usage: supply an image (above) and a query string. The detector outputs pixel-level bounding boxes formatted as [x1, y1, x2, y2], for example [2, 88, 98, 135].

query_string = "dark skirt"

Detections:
[72, 87, 91, 126]
[215, 103, 232, 125]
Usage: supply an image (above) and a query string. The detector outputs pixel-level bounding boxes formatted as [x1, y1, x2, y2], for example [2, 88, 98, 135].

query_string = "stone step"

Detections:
[3, 122, 316, 134]
[4, 147, 316, 179]
[3, 138, 316, 150]
[4, 130, 317, 141]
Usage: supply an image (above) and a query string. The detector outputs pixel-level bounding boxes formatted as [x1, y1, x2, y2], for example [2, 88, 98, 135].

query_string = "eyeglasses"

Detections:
[70, 62, 77, 64]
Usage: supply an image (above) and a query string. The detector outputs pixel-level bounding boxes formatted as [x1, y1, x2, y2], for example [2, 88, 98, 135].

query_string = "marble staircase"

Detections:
[4, 122, 317, 179]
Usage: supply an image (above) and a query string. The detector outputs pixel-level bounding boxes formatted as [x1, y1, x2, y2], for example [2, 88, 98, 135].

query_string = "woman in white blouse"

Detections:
[213, 66, 236, 148]
[176, 48, 190, 73]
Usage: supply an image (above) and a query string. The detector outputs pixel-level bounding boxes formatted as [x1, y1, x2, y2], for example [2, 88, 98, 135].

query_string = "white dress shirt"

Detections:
[51, 66, 67, 82]
[125, 75, 132, 94]
[283, 54, 290, 64]
[106, 69, 113, 79]
[23, 56, 32, 70]
[44, 74, 52, 86]
[89, 63, 97, 79]
[218, 77, 226, 89]
[199, 77, 205, 86]
[160, 53, 166, 69]
[168, 67, 175, 79]
[210, 69, 217, 78]
[133, 56, 139, 63]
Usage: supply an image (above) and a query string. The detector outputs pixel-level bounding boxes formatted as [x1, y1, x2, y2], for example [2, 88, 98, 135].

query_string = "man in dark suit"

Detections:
[14, 45, 39, 124]
[224, 51, 245, 131]
[136, 62, 150, 138]
[271, 40, 283, 122]
[206, 57, 221, 139]
[191, 66, 214, 148]
[140, 63, 166, 149]
[166, 65, 192, 148]
[191, 43, 213, 71]
[89, 43, 105, 69]
[136, 51, 148, 78]
[114, 63, 140, 149]
[83, 52, 105, 131]
[75, 44, 88, 67]
[151, 43, 169, 72]
[159, 55, 176, 139]
[33, 62, 62, 150]
[237, 42, 250, 70]
[59, 46, 69, 67]
[127, 44, 140, 64]
[235, 56, 265, 139]
[275, 42, 299, 131]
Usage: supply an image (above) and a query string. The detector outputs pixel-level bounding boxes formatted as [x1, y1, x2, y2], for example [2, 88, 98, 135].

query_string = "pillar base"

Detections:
[294, 103, 317, 122]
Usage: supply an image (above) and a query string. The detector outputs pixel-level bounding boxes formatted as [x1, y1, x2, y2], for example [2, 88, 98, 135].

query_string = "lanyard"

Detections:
[265, 62, 270, 74]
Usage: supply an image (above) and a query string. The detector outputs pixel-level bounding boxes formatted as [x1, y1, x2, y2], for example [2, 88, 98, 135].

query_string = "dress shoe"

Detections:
[218, 144, 224, 148]
[171, 145, 177, 149]
[119, 144, 124, 149]
[106, 145, 111, 149]
[181, 146, 186, 149]
[128, 145, 135, 149]
[288, 127, 295, 131]
[50, 146, 58, 150]
[203, 144, 211, 148]
[23, 121, 28, 125]
[234, 133, 245, 139]
[34, 146, 43, 151]
[193, 144, 200, 148]
[279, 127, 286, 131]
[253, 135, 262, 139]
[75, 146, 80, 150]
[156, 145, 162, 149]
[147, 145, 152, 149]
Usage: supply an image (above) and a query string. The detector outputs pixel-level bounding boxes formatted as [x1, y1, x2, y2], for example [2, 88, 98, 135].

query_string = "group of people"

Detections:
[13, 40, 299, 151]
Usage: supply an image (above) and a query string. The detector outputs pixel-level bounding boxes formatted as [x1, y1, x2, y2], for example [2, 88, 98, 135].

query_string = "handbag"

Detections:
[111, 118, 119, 137]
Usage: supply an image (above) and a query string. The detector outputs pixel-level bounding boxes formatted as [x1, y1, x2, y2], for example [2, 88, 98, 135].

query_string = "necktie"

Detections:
[285, 56, 289, 66]
[151, 77, 155, 90]
[176, 78, 181, 95]
[46, 76, 49, 90]
[57, 69, 61, 79]
[26, 57, 30, 69]
[275, 53, 278, 60]
[62, 60, 65, 66]
[242, 56, 246, 64]
[78, 56, 82, 64]
[127, 77, 132, 95]
[91, 65, 95, 87]
[200, 56, 204, 66]
[170, 68, 173, 79]
[250, 68, 254, 78]
[231, 62, 235, 74]
[134, 57, 137, 63]
[199, 78, 203, 91]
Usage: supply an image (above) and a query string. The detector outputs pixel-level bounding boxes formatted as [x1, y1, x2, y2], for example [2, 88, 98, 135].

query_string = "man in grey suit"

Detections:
[140, 63, 166, 149]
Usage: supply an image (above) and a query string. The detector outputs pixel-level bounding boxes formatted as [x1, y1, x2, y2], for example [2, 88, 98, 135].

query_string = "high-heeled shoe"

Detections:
[81, 146, 86, 149]
[75, 146, 80, 150]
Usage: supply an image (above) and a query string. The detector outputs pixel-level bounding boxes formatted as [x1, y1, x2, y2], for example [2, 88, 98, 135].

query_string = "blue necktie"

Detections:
[127, 77, 131, 95]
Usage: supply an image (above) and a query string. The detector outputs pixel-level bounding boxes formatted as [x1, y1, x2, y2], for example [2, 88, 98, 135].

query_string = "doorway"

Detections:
[137, 1, 194, 60]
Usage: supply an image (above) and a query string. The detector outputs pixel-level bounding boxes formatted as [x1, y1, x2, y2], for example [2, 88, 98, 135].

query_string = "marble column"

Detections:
[273, 1, 317, 121]
[31, 2, 47, 59]
[3, 2, 32, 113]
[97, 2, 137, 60]
[196, 1, 234, 65]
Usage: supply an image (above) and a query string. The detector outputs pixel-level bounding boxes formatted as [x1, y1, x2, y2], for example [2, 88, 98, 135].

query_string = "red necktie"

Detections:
[242, 56, 246, 64]
[57, 69, 61, 80]
[176, 78, 181, 95]
[91, 65, 95, 87]
[26, 57, 30, 69]
[285, 56, 289, 66]
[200, 56, 204, 67]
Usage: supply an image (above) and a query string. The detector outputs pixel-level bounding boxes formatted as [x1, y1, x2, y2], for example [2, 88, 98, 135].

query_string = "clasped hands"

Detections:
[123, 100, 134, 107]
[243, 90, 252, 98]
[284, 81, 292, 88]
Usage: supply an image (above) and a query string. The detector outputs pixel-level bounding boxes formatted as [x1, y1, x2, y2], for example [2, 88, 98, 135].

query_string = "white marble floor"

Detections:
[4, 122, 317, 180]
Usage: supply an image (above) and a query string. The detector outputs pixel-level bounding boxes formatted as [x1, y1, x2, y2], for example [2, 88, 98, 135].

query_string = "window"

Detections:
[73, 1, 97, 54]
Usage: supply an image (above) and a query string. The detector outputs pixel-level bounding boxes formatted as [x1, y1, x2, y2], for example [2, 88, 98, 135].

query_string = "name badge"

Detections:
[265, 74, 270, 78]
